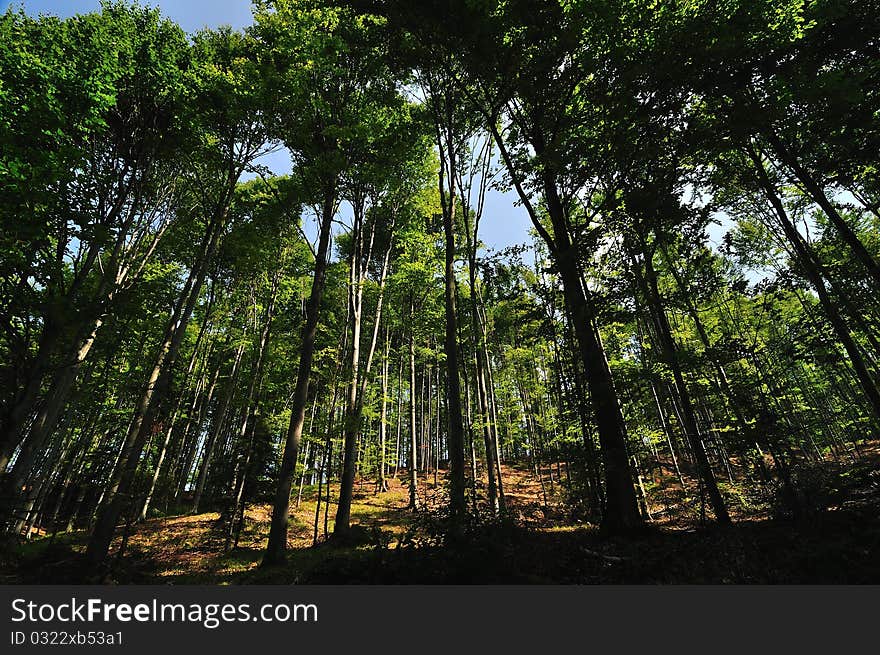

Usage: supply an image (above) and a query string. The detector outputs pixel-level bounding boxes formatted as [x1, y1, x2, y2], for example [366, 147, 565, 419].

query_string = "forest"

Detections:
[1, 0, 879, 584]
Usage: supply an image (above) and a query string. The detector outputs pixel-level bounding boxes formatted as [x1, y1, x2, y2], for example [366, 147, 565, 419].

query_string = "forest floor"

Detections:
[3, 442, 879, 584]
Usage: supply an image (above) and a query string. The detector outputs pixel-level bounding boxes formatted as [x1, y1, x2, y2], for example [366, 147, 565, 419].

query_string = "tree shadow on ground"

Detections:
[256, 504, 880, 584]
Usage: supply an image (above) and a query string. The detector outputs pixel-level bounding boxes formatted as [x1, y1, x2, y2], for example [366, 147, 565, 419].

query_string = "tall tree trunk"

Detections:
[483, 340, 506, 512]
[393, 352, 403, 478]
[334, 197, 366, 534]
[554, 232, 643, 532]
[263, 190, 335, 566]
[407, 299, 419, 511]
[488, 120, 642, 534]
[436, 125, 467, 520]
[334, 203, 394, 532]
[378, 328, 390, 493]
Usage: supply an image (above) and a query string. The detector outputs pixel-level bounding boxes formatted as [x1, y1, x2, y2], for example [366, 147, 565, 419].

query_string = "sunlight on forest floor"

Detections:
[4, 442, 879, 584]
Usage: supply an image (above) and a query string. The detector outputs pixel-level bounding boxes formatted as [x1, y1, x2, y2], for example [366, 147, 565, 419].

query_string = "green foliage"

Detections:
[2, 0, 878, 567]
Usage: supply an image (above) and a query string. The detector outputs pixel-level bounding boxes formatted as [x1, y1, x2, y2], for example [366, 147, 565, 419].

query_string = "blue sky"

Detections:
[3, 0, 254, 32]
[4, 0, 534, 254]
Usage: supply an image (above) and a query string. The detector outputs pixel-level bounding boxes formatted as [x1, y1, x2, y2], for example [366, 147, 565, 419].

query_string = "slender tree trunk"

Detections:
[437, 141, 467, 520]
[334, 207, 366, 535]
[263, 189, 335, 566]
[378, 328, 390, 492]
[393, 353, 403, 478]
[335, 202, 394, 532]
[483, 341, 506, 511]
[408, 300, 419, 511]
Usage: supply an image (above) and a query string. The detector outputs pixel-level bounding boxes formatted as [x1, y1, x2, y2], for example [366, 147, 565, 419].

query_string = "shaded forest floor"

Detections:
[3, 442, 879, 584]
